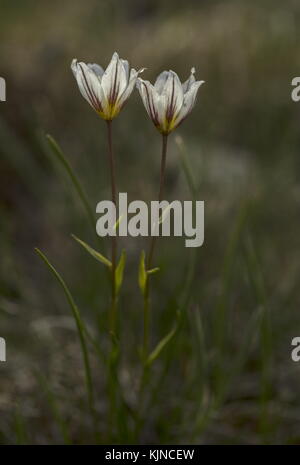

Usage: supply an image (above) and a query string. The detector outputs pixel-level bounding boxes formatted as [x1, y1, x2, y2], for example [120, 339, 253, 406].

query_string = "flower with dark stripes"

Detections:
[137, 68, 204, 134]
[71, 52, 144, 120]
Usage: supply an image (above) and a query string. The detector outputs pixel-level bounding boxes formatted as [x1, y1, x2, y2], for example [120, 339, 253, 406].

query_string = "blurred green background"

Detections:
[1, 0, 300, 445]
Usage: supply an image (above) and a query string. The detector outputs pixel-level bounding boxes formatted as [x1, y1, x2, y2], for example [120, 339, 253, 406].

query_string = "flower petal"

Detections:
[161, 71, 184, 122]
[136, 78, 153, 119]
[137, 78, 161, 129]
[121, 59, 130, 83]
[87, 63, 104, 79]
[101, 52, 127, 105]
[182, 67, 196, 93]
[155, 94, 169, 133]
[71, 59, 107, 114]
[154, 71, 169, 94]
[137, 67, 204, 133]
[117, 68, 141, 110]
[174, 80, 205, 129]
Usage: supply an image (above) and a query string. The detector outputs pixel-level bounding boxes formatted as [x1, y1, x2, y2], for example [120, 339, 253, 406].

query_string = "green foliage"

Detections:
[115, 249, 126, 296]
[146, 326, 177, 367]
[138, 250, 147, 296]
[34, 248, 96, 430]
[72, 234, 111, 268]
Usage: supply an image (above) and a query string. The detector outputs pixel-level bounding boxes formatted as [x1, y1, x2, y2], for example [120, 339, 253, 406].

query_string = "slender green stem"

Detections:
[37, 372, 72, 444]
[106, 120, 118, 335]
[147, 134, 168, 269]
[14, 403, 28, 445]
[143, 286, 150, 362]
[105, 120, 121, 440]
[135, 134, 168, 438]
[142, 134, 168, 362]
[134, 364, 150, 440]
[136, 134, 169, 440]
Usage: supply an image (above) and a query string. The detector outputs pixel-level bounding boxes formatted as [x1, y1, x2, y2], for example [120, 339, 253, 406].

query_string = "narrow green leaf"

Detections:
[13, 404, 28, 445]
[72, 234, 111, 268]
[159, 203, 173, 225]
[151, 204, 173, 234]
[36, 372, 72, 444]
[146, 326, 177, 366]
[115, 249, 126, 295]
[34, 248, 95, 421]
[45, 134, 101, 245]
[138, 250, 147, 295]
[147, 267, 160, 276]
[113, 214, 124, 231]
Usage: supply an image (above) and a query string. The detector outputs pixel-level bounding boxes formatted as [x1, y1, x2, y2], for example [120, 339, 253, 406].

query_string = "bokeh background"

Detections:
[1, 0, 300, 444]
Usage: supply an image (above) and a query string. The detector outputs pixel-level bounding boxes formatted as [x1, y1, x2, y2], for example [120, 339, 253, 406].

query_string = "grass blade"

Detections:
[175, 135, 198, 199]
[72, 234, 111, 268]
[46, 134, 101, 246]
[146, 326, 177, 367]
[34, 248, 96, 429]
[13, 404, 28, 445]
[243, 232, 272, 442]
[147, 267, 160, 276]
[213, 203, 249, 396]
[115, 249, 126, 295]
[36, 372, 72, 444]
[138, 250, 147, 296]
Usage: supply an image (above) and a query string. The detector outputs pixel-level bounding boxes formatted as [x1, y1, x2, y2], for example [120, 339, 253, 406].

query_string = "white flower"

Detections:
[71, 52, 144, 120]
[137, 68, 204, 134]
